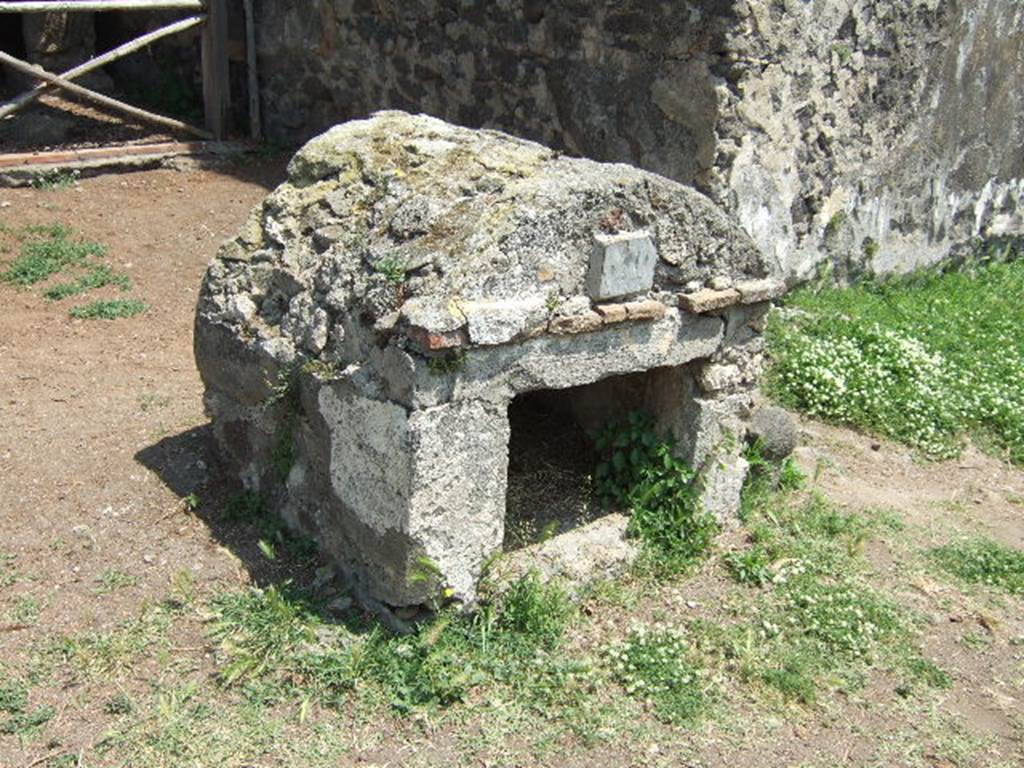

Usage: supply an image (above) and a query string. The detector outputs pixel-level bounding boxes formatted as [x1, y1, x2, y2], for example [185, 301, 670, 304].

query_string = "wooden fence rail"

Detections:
[0, 1, 204, 12]
[0, 0, 236, 141]
[0, 15, 205, 120]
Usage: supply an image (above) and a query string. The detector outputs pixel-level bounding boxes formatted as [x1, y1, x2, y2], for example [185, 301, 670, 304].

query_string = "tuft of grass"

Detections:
[606, 625, 708, 725]
[0, 704, 54, 736]
[30, 168, 80, 190]
[10, 596, 41, 625]
[929, 538, 1024, 594]
[0, 679, 28, 714]
[98, 569, 139, 593]
[209, 573, 575, 714]
[0, 551, 17, 588]
[44, 264, 131, 300]
[1, 224, 106, 286]
[768, 257, 1024, 463]
[70, 298, 147, 320]
[53, 604, 171, 679]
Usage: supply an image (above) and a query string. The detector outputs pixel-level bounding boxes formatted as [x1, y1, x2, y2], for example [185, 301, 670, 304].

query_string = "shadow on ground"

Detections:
[135, 424, 325, 593]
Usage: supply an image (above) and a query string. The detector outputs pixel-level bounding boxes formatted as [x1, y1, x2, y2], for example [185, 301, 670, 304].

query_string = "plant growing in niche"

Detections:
[595, 412, 718, 573]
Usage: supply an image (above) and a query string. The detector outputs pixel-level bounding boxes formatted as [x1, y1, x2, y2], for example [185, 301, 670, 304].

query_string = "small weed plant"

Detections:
[1, 222, 144, 315]
[31, 168, 80, 190]
[70, 298, 147, 320]
[595, 412, 717, 574]
[929, 538, 1024, 594]
[373, 257, 407, 284]
[45, 264, 131, 300]
[768, 257, 1024, 462]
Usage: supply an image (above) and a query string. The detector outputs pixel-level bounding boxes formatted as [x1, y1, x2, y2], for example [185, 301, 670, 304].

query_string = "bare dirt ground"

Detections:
[0, 164, 1021, 767]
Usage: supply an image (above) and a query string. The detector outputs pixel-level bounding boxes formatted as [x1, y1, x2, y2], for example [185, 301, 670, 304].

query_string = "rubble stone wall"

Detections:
[255, 0, 1024, 278]
[195, 113, 782, 609]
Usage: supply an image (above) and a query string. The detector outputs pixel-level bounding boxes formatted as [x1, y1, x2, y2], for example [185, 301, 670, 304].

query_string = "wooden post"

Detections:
[242, 0, 261, 141]
[201, 0, 230, 141]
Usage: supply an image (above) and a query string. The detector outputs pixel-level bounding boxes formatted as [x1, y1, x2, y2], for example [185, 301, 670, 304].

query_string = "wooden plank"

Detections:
[0, 1, 203, 11]
[0, 51, 213, 139]
[201, 0, 230, 140]
[0, 141, 217, 168]
[0, 15, 206, 120]
[0, 140, 244, 168]
[242, 0, 261, 140]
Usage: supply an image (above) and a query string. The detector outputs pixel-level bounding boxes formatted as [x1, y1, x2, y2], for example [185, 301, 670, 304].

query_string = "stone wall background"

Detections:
[255, 0, 1024, 279]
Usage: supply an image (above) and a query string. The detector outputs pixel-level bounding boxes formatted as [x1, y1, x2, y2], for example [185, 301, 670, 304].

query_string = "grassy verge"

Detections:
[767, 256, 1024, 462]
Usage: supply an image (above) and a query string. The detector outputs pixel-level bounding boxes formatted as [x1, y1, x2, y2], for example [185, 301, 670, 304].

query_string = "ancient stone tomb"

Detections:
[195, 112, 784, 611]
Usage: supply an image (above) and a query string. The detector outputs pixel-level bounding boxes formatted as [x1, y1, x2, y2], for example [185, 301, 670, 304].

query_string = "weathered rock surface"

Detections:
[255, 0, 1024, 279]
[195, 113, 778, 610]
[748, 405, 799, 461]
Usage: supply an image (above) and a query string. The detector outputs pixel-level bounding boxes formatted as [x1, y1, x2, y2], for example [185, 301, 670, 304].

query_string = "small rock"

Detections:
[326, 595, 353, 615]
[143, 554, 155, 565]
[709, 275, 731, 290]
[747, 405, 798, 460]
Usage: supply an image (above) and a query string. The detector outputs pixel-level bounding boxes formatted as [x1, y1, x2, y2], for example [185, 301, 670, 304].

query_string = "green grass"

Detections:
[929, 538, 1024, 594]
[0, 679, 28, 715]
[717, 454, 945, 703]
[44, 264, 131, 300]
[0, 704, 54, 736]
[767, 256, 1024, 462]
[606, 625, 708, 725]
[52, 603, 172, 679]
[70, 298, 147, 320]
[0, 224, 106, 286]
[98, 569, 139, 593]
[0, 551, 17, 588]
[209, 572, 575, 714]
[30, 168, 80, 190]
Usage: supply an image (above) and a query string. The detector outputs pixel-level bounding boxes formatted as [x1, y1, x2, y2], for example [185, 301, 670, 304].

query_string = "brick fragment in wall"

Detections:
[735, 279, 786, 304]
[595, 303, 628, 324]
[548, 311, 603, 335]
[679, 288, 740, 314]
[407, 325, 468, 352]
[623, 299, 667, 321]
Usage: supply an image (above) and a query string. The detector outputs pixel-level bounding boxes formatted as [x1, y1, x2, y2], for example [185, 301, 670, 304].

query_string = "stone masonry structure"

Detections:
[195, 112, 784, 610]
[255, 0, 1024, 280]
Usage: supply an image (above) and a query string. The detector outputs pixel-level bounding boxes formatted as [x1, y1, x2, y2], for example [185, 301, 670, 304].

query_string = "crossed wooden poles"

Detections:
[0, 0, 255, 142]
